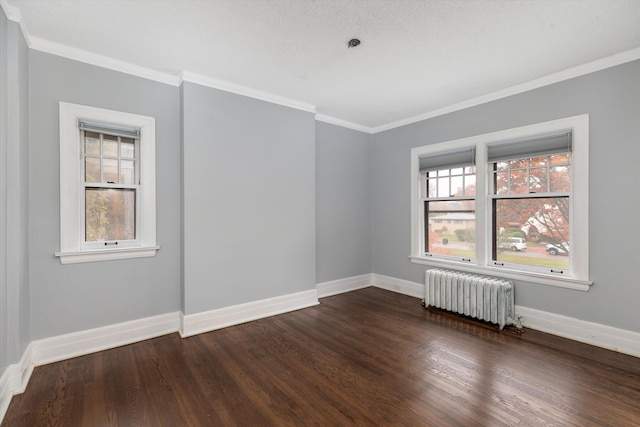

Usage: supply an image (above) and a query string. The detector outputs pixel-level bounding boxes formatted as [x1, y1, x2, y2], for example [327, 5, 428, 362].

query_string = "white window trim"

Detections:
[55, 102, 159, 264]
[410, 114, 591, 291]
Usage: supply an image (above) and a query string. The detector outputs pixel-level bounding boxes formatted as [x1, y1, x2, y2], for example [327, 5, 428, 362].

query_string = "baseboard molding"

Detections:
[316, 274, 373, 298]
[180, 289, 319, 338]
[516, 306, 640, 358]
[332, 273, 640, 358]
[372, 273, 425, 299]
[0, 343, 33, 423]
[32, 312, 181, 367]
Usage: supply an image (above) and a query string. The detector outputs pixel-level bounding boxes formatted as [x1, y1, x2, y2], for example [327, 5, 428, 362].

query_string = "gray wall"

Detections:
[28, 51, 182, 339]
[371, 59, 640, 332]
[0, 8, 30, 373]
[181, 82, 316, 315]
[315, 122, 371, 283]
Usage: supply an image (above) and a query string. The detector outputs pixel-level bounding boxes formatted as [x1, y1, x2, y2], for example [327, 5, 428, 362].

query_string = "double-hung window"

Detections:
[56, 102, 158, 264]
[411, 115, 591, 290]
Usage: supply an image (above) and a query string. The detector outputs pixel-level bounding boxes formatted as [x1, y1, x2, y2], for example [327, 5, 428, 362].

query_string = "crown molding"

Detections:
[1, 0, 31, 46]
[371, 46, 640, 134]
[4, 0, 640, 134]
[315, 113, 373, 134]
[0, 0, 19, 21]
[29, 36, 181, 86]
[181, 71, 316, 114]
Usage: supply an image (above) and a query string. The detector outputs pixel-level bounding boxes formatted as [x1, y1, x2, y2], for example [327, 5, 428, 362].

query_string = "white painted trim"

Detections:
[0, 343, 33, 424]
[31, 312, 180, 367]
[0, 0, 20, 22]
[370, 273, 639, 358]
[516, 306, 640, 359]
[29, 36, 180, 86]
[4, 2, 640, 133]
[55, 246, 160, 264]
[315, 114, 373, 134]
[57, 102, 158, 264]
[372, 273, 425, 299]
[410, 114, 591, 288]
[408, 257, 591, 292]
[181, 71, 316, 114]
[316, 274, 373, 298]
[371, 46, 640, 134]
[180, 289, 319, 338]
[0, 0, 30, 47]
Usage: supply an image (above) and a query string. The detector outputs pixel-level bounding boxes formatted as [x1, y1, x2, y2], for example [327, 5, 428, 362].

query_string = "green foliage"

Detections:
[503, 227, 525, 238]
[455, 228, 475, 242]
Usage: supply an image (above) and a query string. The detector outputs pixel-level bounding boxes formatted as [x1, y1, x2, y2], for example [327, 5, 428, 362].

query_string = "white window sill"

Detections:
[409, 256, 592, 291]
[55, 246, 160, 264]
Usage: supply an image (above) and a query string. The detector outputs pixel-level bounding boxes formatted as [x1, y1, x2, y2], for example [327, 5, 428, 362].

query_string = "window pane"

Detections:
[494, 197, 569, 270]
[495, 171, 509, 195]
[103, 134, 119, 157]
[84, 132, 100, 155]
[427, 178, 437, 198]
[495, 161, 508, 172]
[103, 158, 118, 183]
[437, 177, 450, 197]
[550, 166, 571, 192]
[451, 175, 463, 196]
[530, 156, 548, 167]
[85, 157, 100, 182]
[85, 188, 136, 242]
[121, 138, 135, 158]
[120, 160, 135, 185]
[510, 170, 528, 194]
[550, 153, 570, 165]
[510, 158, 528, 169]
[426, 200, 475, 258]
[529, 167, 547, 193]
[464, 174, 476, 196]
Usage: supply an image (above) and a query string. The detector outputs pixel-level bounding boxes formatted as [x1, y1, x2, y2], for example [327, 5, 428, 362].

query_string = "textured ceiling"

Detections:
[6, 0, 640, 131]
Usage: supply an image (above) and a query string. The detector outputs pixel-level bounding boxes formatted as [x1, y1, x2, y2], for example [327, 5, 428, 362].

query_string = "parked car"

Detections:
[546, 242, 569, 255]
[498, 237, 527, 251]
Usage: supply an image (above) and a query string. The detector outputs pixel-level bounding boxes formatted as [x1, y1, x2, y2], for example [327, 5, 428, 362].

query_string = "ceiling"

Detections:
[5, 0, 640, 132]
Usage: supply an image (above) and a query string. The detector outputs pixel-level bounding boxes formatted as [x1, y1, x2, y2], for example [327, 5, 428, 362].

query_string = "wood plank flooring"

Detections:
[3, 287, 640, 426]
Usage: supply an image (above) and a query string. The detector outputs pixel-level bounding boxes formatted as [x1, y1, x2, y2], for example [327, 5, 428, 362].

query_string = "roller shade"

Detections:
[79, 120, 140, 139]
[419, 147, 475, 172]
[487, 132, 571, 163]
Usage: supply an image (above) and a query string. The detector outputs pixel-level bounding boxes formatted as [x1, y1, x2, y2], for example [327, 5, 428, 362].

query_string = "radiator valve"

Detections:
[514, 315, 525, 333]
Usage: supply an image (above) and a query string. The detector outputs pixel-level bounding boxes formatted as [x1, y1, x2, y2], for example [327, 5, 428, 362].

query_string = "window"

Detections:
[56, 102, 158, 264]
[410, 115, 591, 290]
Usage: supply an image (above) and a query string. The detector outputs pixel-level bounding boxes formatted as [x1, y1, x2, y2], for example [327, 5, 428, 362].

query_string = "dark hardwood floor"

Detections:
[3, 287, 640, 426]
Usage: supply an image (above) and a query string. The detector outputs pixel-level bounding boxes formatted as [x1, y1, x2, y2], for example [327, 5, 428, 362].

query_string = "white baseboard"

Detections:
[372, 273, 425, 299]
[316, 274, 373, 298]
[0, 343, 33, 423]
[180, 289, 319, 338]
[32, 311, 181, 367]
[326, 273, 640, 358]
[516, 306, 640, 358]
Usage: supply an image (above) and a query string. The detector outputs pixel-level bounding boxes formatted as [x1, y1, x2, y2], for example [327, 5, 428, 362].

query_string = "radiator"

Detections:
[424, 269, 515, 330]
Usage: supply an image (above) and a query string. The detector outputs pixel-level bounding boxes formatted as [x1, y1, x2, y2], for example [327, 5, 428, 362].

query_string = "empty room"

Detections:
[1, 0, 639, 425]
